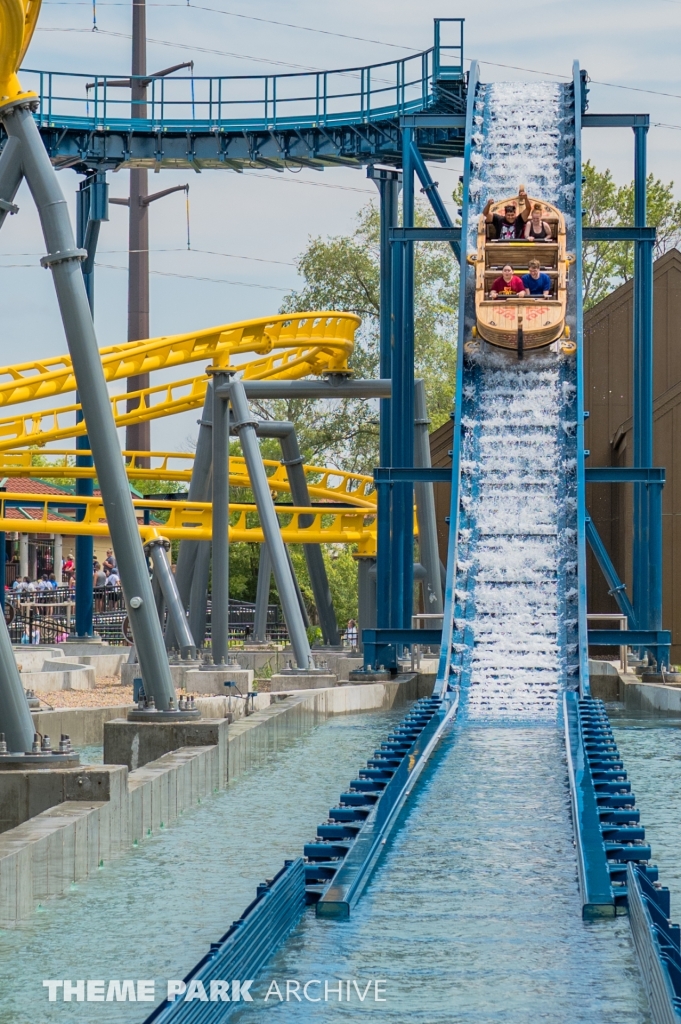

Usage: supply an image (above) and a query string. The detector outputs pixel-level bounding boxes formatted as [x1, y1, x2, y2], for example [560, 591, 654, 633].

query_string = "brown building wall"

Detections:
[584, 248, 681, 660]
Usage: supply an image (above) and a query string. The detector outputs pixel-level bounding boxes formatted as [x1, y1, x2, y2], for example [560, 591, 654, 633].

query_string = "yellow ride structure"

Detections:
[0, 309, 383, 553]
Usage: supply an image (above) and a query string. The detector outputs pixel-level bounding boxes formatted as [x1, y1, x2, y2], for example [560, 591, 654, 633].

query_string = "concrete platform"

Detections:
[589, 658, 681, 713]
[0, 765, 126, 833]
[104, 717, 230, 773]
[21, 664, 96, 692]
[269, 672, 337, 691]
[183, 668, 254, 696]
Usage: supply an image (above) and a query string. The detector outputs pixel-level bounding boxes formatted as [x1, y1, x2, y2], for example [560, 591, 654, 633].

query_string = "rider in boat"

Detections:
[483, 187, 532, 240]
[523, 203, 553, 241]
[522, 259, 552, 298]
[490, 265, 527, 299]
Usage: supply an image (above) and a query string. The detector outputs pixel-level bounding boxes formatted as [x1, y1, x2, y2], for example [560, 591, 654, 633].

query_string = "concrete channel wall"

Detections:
[589, 659, 681, 713]
[0, 676, 429, 926]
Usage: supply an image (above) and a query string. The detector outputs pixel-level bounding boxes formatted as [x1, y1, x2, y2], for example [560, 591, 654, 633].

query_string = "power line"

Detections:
[0, 246, 296, 264]
[42, 1, 421, 51]
[96, 262, 290, 288]
[36, 27, 331, 71]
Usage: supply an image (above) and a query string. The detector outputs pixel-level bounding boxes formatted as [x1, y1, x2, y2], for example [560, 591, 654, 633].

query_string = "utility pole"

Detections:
[126, 0, 150, 457]
[123, 0, 191, 461]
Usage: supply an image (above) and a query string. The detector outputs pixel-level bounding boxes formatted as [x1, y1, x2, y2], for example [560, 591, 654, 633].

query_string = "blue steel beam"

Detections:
[375, 467, 452, 483]
[582, 113, 650, 128]
[588, 629, 670, 646]
[399, 127, 416, 631]
[408, 141, 461, 260]
[144, 860, 306, 1023]
[573, 60, 591, 698]
[582, 226, 656, 241]
[564, 692, 615, 918]
[585, 467, 664, 483]
[401, 114, 466, 128]
[314, 694, 458, 918]
[368, 165, 401, 657]
[633, 123, 655, 639]
[434, 58, 479, 696]
[390, 225, 462, 243]
[585, 517, 637, 626]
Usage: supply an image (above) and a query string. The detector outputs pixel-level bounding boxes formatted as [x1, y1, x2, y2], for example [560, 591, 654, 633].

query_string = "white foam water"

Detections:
[454, 80, 577, 720]
[461, 366, 564, 720]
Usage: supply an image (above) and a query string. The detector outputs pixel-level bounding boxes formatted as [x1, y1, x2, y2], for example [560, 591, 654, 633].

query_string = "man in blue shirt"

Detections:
[522, 259, 552, 297]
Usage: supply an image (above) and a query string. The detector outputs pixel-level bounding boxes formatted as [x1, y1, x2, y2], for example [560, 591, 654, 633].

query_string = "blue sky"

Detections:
[1, 0, 679, 453]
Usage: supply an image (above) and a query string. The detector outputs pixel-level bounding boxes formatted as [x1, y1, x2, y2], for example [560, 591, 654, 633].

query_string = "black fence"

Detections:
[9, 606, 70, 645]
[5, 585, 290, 646]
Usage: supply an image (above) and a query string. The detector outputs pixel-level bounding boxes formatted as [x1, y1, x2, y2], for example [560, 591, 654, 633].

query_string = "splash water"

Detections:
[449, 80, 578, 720]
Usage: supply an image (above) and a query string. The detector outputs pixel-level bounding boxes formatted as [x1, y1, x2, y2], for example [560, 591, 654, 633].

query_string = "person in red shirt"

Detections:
[490, 265, 527, 299]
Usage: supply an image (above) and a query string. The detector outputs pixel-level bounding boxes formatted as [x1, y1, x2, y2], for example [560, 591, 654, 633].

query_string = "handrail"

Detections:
[17, 21, 463, 133]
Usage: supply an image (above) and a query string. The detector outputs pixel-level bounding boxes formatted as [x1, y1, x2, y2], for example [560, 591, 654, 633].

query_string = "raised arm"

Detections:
[483, 198, 495, 223]
[518, 188, 532, 221]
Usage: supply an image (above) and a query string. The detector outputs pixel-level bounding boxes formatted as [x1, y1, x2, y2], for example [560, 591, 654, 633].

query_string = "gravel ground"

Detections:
[33, 678, 133, 710]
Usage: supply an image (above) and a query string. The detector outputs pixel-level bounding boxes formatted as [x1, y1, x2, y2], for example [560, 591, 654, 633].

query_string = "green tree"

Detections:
[582, 160, 681, 309]
[251, 200, 458, 476]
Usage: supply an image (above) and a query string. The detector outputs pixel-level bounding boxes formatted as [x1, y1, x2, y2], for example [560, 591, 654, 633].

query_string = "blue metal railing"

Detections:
[20, 21, 463, 134]
[144, 859, 306, 1023]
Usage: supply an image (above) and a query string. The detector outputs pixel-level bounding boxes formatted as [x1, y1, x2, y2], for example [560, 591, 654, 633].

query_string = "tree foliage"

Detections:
[250, 200, 458, 475]
[582, 160, 681, 309]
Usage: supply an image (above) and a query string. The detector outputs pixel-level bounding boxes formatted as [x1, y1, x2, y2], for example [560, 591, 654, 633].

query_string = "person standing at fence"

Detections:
[346, 619, 358, 649]
[63, 552, 74, 581]
[93, 561, 106, 612]
[103, 548, 117, 574]
[105, 567, 121, 608]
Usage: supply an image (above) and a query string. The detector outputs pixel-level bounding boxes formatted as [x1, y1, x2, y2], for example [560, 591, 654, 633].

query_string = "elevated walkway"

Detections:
[13, 20, 467, 172]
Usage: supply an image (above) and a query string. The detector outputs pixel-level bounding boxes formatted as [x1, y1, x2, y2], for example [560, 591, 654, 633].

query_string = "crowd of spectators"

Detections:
[8, 547, 121, 606]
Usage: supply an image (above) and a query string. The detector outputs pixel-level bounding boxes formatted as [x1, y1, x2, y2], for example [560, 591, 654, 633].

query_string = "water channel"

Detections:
[5, 705, 681, 1023]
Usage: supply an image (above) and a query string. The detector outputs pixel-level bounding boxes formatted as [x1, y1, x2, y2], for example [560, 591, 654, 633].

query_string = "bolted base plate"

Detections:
[0, 752, 80, 769]
[126, 708, 202, 723]
[348, 669, 392, 682]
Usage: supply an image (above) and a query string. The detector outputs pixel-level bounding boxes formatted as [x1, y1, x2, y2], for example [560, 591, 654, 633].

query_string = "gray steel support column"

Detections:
[147, 540, 196, 658]
[211, 371, 231, 665]
[278, 426, 339, 645]
[151, 565, 165, 625]
[357, 557, 377, 652]
[0, 137, 23, 233]
[413, 380, 443, 617]
[228, 380, 313, 670]
[253, 543, 272, 642]
[0, 138, 35, 753]
[286, 546, 311, 629]
[166, 384, 213, 647]
[0, 614, 35, 752]
[2, 103, 176, 710]
[188, 540, 211, 649]
[19, 533, 28, 577]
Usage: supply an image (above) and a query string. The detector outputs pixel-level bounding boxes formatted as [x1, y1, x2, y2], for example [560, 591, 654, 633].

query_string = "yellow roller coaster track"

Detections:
[0, 312, 357, 409]
[0, 314, 358, 450]
[0, 309, 387, 550]
[0, 449, 378, 509]
[0, 492, 378, 555]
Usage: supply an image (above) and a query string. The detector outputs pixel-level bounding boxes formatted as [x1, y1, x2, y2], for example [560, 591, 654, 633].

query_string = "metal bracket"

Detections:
[374, 467, 451, 483]
[0, 197, 18, 214]
[40, 248, 87, 268]
[582, 226, 656, 242]
[585, 466, 665, 484]
[390, 226, 461, 243]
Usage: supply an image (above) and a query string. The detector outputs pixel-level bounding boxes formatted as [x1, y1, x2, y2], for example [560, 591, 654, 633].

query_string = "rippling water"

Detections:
[232, 724, 649, 1024]
[0, 707, 404, 1023]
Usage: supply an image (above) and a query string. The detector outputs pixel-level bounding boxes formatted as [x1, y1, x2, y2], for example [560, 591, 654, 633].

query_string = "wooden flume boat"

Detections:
[469, 189, 572, 355]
